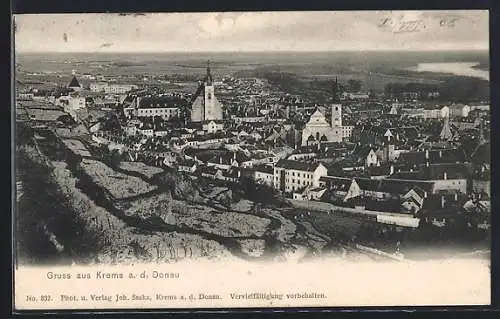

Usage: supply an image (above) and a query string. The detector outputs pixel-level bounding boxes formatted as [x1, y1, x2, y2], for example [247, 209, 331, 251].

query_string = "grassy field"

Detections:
[79, 158, 157, 199]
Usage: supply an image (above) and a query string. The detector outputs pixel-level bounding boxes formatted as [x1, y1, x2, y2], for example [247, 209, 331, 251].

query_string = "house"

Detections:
[90, 82, 137, 94]
[273, 160, 328, 193]
[449, 104, 471, 118]
[293, 186, 327, 201]
[397, 148, 467, 169]
[421, 106, 449, 119]
[401, 187, 427, 214]
[341, 92, 370, 100]
[178, 159, 197, 173]
[253, 165, 274, 187]
[202, 120, 224, 134]
[268, 146, 295, 163]
[365, 149, 379, 167]
[320, 176, 435, 202]
[133, 96, 183, 120]
[354, 145, 379, 167]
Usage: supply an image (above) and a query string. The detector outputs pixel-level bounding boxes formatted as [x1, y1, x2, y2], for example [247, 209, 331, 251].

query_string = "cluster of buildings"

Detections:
[17, 60, 491, 231]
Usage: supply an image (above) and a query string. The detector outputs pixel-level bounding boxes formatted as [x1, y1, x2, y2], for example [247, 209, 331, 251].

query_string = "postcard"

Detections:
[12, 10, 490, 310]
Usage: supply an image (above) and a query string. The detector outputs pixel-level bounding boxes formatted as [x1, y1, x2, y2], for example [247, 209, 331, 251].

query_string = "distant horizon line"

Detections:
[16, 48, 489, 54]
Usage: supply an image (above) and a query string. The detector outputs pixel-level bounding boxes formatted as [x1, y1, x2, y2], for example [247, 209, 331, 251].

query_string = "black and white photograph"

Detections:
[13, 10, 491, 309]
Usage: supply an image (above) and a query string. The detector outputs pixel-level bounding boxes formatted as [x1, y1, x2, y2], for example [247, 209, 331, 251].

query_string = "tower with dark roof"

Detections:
[190, 60, 223, 122]
[68, 75, 82, 91]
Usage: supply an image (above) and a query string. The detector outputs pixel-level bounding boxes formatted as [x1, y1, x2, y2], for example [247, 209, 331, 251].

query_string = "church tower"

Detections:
[203, 61, 217, 120]
[383, 129, 395, 163]
[331, 77, 342, 127]
[331, 104, 342, 127]
[68, 70, 82, 92]
[190, 60, 223, 122]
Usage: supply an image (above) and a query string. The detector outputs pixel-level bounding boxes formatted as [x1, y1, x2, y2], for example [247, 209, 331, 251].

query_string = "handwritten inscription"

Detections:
[379, 15, 462, 33]
[379, 18, 426, 33]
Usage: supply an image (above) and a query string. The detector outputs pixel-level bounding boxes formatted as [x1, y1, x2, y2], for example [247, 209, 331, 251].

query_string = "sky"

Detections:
[13, 10, 489, 53]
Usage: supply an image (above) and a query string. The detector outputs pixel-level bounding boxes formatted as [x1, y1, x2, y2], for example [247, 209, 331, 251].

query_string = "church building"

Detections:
[190, 61, 223, 123]
[299, 104, 352, 146]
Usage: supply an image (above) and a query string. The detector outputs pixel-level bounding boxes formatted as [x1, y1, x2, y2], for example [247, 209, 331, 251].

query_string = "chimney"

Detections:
[443, 171, 447, 180]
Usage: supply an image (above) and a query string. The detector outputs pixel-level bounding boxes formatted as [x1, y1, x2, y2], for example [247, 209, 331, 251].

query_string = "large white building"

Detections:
[136, 107, 179, 120]
[300, 105, 353, 146]
[422, 106, 450, 119]
[273, 159, 328, 193]
[449, 104, 471, 118]
[90, 82, 138, 94]
[124, 96, 181, 120]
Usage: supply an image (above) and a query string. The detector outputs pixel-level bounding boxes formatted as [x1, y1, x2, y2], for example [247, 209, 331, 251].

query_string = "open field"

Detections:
[79, 158, 157, 199]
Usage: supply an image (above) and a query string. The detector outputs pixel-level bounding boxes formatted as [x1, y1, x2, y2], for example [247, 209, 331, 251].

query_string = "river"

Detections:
[407, 62, 489, 81]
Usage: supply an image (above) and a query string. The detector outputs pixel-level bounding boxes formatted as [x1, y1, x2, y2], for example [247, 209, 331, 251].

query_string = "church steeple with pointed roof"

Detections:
[190, 60, 223, 122]
[332, 76, 341, 103]
[205, 60, 213, 85]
